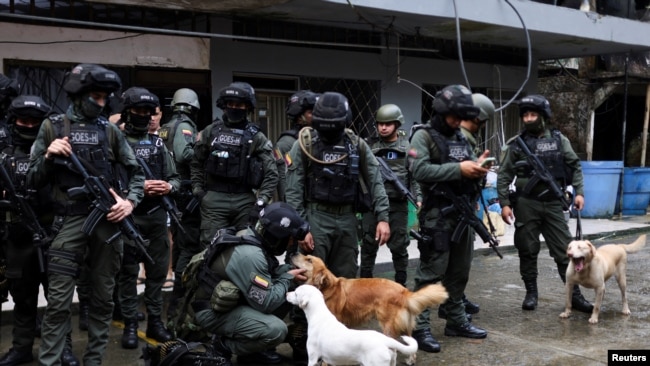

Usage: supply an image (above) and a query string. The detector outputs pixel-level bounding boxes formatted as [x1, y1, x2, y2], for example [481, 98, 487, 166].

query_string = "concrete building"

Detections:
[1, 0, 650, 155]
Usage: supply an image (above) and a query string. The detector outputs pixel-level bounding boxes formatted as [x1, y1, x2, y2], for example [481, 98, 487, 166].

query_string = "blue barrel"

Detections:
[581, 161, 622, 218]
[622, 167, 650, 215]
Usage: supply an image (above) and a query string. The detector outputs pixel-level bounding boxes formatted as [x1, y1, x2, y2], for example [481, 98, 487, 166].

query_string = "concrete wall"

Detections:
[0, 22, 210, 71]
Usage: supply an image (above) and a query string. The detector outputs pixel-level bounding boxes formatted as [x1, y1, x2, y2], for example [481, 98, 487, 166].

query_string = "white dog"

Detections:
[559, 234, 646, 324]
[286, 284, 418, 366]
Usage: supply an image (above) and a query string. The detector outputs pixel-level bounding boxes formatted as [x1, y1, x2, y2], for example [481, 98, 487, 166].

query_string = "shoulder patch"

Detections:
[408, 148, 418, 158]
[253, 275, 269, 288]
[247, 274, 270, 305]
[182, 129, 193, 136]
[285, 153, 293, 167]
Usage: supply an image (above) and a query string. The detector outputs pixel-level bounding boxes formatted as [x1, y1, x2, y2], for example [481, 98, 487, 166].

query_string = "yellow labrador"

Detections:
[559, 235, 646, 324]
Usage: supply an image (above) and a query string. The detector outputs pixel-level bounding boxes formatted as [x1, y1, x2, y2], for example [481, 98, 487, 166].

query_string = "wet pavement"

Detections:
[2, 217, 650, 365]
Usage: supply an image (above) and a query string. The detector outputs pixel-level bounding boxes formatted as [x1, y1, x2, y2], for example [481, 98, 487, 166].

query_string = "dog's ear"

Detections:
[299, 295, 309, 309]
[587, 240, 596, 259]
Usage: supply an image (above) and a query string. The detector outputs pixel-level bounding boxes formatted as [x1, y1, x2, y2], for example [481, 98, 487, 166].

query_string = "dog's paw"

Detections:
[559, 311, 571, 319]
[622, 307, 631, 315]
[588, 316, 599, 324]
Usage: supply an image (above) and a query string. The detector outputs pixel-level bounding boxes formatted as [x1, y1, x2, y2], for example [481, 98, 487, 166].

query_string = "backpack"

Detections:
[142, 339, 230, 366]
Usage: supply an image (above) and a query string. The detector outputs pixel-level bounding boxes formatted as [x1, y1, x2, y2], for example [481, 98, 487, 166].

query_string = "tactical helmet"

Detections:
[7, 95, 50, 121]
[286, 90, 318, 120]
[375, 104, 405, 127]
[517, 94, 552, 119]
[258, 202, 310, 256]
[0, 74, 19, 108]
[311, 91, 351, 134]
[171, 88, 200, 110]
[432, 85, 480, 120]
[216, 82, 256, 111]
[63, 64, 121, 96]
[121, 87, 159, 113]
[471, 93, 495, 122]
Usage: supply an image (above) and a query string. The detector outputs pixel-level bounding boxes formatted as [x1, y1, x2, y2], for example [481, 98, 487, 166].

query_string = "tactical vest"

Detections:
[425, 126, 476, 196]
[371, 132, 409, 200]
[513, 129, 570, 195]
[0, 122, 11, 151]
[50, 114, 113, 193]
[128, 134, 167, 215]
[304, 130, 359, 205]
[204, 120, 264, 192]
[159, 113, 196, 179]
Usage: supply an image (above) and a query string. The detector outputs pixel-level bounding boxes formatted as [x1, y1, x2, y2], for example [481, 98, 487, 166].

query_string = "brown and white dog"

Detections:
[559, 234, 646, 324]
[291, 253, 448, 365]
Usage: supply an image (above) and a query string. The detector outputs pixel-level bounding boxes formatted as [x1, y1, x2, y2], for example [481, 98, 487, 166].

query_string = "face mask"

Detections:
[523, 118, 545, 135]
[224, 108, 247, 124]
[80, 96, 104, 119]
[126, 112, 151, 133]
[12, 124, 40, 146]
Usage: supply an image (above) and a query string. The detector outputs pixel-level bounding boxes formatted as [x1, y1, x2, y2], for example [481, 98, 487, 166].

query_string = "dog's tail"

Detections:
[384, 335, 418, 356]
[623, 234, 646, 253]
[406, 283, 449, 315]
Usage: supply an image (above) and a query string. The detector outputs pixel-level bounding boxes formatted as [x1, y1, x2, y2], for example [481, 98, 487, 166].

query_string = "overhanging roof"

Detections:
[9, 0, 650, 60]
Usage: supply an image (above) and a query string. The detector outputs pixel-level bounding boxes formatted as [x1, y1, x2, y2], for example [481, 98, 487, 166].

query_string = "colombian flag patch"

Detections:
[273, 148, 282, 161]
[182, 129, 192, 136]
[284, 153, 293, 167]
[408, 148, 418, 158]
[253, 275, 269, 288]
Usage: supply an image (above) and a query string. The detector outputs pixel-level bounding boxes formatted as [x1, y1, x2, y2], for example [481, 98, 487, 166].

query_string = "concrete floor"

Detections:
[2, 231, 650, 365]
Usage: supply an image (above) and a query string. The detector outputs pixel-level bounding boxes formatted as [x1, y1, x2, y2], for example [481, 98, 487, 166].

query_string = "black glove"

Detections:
[248, 199, 266, 226]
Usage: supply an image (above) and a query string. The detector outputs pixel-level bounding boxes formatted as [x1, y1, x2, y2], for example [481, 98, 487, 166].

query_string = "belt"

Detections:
[55, 201, 91, 216]
[307, 202, 355, 215]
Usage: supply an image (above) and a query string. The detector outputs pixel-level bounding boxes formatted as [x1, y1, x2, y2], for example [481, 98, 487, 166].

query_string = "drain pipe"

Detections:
[617, 53, 630, 219]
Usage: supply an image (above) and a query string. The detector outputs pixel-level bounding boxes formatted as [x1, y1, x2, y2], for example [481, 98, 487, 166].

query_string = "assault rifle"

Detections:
[136, 157, 185, 234]
[375, 156, 418, 207]
[0, 156, 48, 272]
[515, 136, 571, 211]
[65, 152, 154, 264]
[434, 183, 503, 259]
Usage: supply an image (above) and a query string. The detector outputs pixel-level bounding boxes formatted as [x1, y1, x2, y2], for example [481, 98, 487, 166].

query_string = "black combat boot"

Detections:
[146, 316, 173, 343]
[395, 271, 407, 287]
[60, 346, 80, 366]
[0, 348, 33, 366]
[462, 294, 480, 314]
[571, 285, 594, 313]
[121, 318, 139, 349]
[287, 322, 308, 365]
[412, 328, 441, 353]
[522, 279, 538, 310]
[78, 301, 89, 331]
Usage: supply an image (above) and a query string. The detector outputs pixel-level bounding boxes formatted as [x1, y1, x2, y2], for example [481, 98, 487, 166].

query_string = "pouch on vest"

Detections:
[210, 280, 241, 312]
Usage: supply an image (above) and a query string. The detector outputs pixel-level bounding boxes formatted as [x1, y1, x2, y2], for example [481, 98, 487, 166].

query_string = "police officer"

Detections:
[0, 73, 19, 307]
[115, 87, 180, 349]
[0, 96, 80, 366]
[28, 64, 145, 366]
[285, 91, 390, 278]
[496, 94, 593, 313]
[409, 85, 491, 353]
[439, 92, 496, 320]
[275, 90, 319, 202]
[191, 82, 278, 242]
[158, 87, 201, 322]
[359, 104, 421, 286]
[190, 202, 310, 365]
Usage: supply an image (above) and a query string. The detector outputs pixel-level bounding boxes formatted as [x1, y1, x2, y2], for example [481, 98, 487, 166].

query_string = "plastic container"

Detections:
[580, 161, 623, 218]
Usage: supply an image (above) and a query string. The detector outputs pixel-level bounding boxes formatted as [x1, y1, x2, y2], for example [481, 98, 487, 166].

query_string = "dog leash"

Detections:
[575, 210, 583, 240]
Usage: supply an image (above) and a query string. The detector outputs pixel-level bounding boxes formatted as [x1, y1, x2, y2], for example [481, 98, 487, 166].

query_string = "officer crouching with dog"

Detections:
[185, 202, 309, 365]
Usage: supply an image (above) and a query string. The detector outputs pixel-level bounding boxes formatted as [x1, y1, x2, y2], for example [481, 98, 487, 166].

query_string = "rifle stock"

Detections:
[66, 152, 154, 264]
